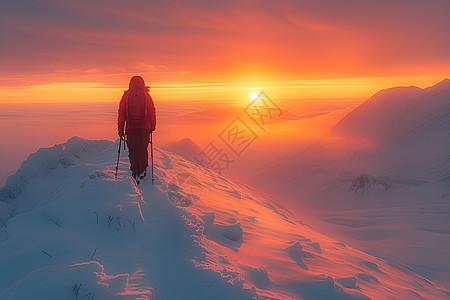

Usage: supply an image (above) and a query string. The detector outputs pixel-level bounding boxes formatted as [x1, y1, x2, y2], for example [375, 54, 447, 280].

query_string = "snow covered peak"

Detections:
[162, 138, 202, 163]
[332, 86, 421, 137]
[0, 137, 111, 222]
[333, 78, 450, 139]
[427, 78, 450, 92]
[1, 137, 449, 299]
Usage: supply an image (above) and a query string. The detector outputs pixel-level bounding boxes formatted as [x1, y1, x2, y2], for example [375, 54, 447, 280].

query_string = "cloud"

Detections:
[85, 68, 104, 74]
[240, 62, 268, 66]
[133, 63, 168, 73]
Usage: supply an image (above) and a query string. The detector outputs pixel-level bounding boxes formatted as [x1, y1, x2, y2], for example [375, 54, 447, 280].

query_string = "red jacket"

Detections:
[118, 91, 156, 132]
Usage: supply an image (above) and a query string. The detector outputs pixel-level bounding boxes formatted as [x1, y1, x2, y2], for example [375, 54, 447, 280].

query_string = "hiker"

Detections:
[118, 76, 156, 180]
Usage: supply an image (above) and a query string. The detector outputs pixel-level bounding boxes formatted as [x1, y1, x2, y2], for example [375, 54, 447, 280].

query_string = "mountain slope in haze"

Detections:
[162, 138, 202, 163]
[254, 79, 450, 209]
[1, 137, 449, 299]
[335, 78, 450, 178]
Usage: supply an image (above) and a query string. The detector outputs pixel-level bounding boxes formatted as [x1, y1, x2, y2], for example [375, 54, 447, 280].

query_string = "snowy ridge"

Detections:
[0, 137, 111, 224]
[1, 137, 449, 299]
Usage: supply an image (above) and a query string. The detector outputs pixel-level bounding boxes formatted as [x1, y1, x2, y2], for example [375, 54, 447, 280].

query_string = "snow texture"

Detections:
[0, 137, 449, 299]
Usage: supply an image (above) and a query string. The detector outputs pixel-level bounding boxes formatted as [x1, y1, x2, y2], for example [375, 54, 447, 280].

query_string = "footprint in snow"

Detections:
[286, 241, 314, 270]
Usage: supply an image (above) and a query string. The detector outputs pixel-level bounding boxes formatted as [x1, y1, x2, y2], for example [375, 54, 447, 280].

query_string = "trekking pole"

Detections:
[115, 138, 122, 179]
[151, 131, 154, 184]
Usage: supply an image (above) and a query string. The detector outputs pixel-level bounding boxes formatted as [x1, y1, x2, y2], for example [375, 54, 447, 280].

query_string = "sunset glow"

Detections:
[1, 1, 449, 103]
[0, 75, 447, 103]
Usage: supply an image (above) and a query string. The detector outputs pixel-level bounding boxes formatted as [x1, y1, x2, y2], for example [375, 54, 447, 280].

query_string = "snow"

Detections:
[1, 137, 449, 299]
[0, 137, 111, 223]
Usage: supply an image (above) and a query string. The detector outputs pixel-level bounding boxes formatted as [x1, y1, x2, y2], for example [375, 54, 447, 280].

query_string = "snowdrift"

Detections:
[0, 137, 449, 299]
[0, 137, 111, 224]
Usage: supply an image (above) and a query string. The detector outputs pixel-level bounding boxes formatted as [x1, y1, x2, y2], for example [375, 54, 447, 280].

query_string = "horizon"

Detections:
[1, 76, 448, 103]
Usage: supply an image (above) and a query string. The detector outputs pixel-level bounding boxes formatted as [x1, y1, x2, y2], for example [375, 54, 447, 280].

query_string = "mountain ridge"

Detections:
[254, 79, 450, 204]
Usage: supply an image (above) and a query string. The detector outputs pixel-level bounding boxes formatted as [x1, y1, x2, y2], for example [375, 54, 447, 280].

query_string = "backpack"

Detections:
[126, 88, 148, 127]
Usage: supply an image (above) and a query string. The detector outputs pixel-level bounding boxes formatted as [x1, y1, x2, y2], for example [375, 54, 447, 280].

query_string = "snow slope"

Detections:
[0, 137, 111, 225]
[1, 137, 449, 299]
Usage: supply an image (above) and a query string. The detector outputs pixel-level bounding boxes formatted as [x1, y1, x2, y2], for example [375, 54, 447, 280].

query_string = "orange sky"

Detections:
[0, 1, 449, 103]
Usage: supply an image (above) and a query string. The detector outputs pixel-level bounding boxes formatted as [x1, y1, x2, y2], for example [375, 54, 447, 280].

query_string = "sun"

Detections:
[250, 92, 259, 101]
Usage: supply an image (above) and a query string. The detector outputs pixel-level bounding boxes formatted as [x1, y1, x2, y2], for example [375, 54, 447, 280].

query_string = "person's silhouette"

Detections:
[118, 76, 156, 180]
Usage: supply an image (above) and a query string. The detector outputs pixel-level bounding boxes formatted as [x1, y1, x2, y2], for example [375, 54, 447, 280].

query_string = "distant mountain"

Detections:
[334, 78, 450, 177]
[334, 78, 450, 138]
[162, 138, 202, 162]
[170, 107, 303, 125]
[253, 79, 450, 209]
